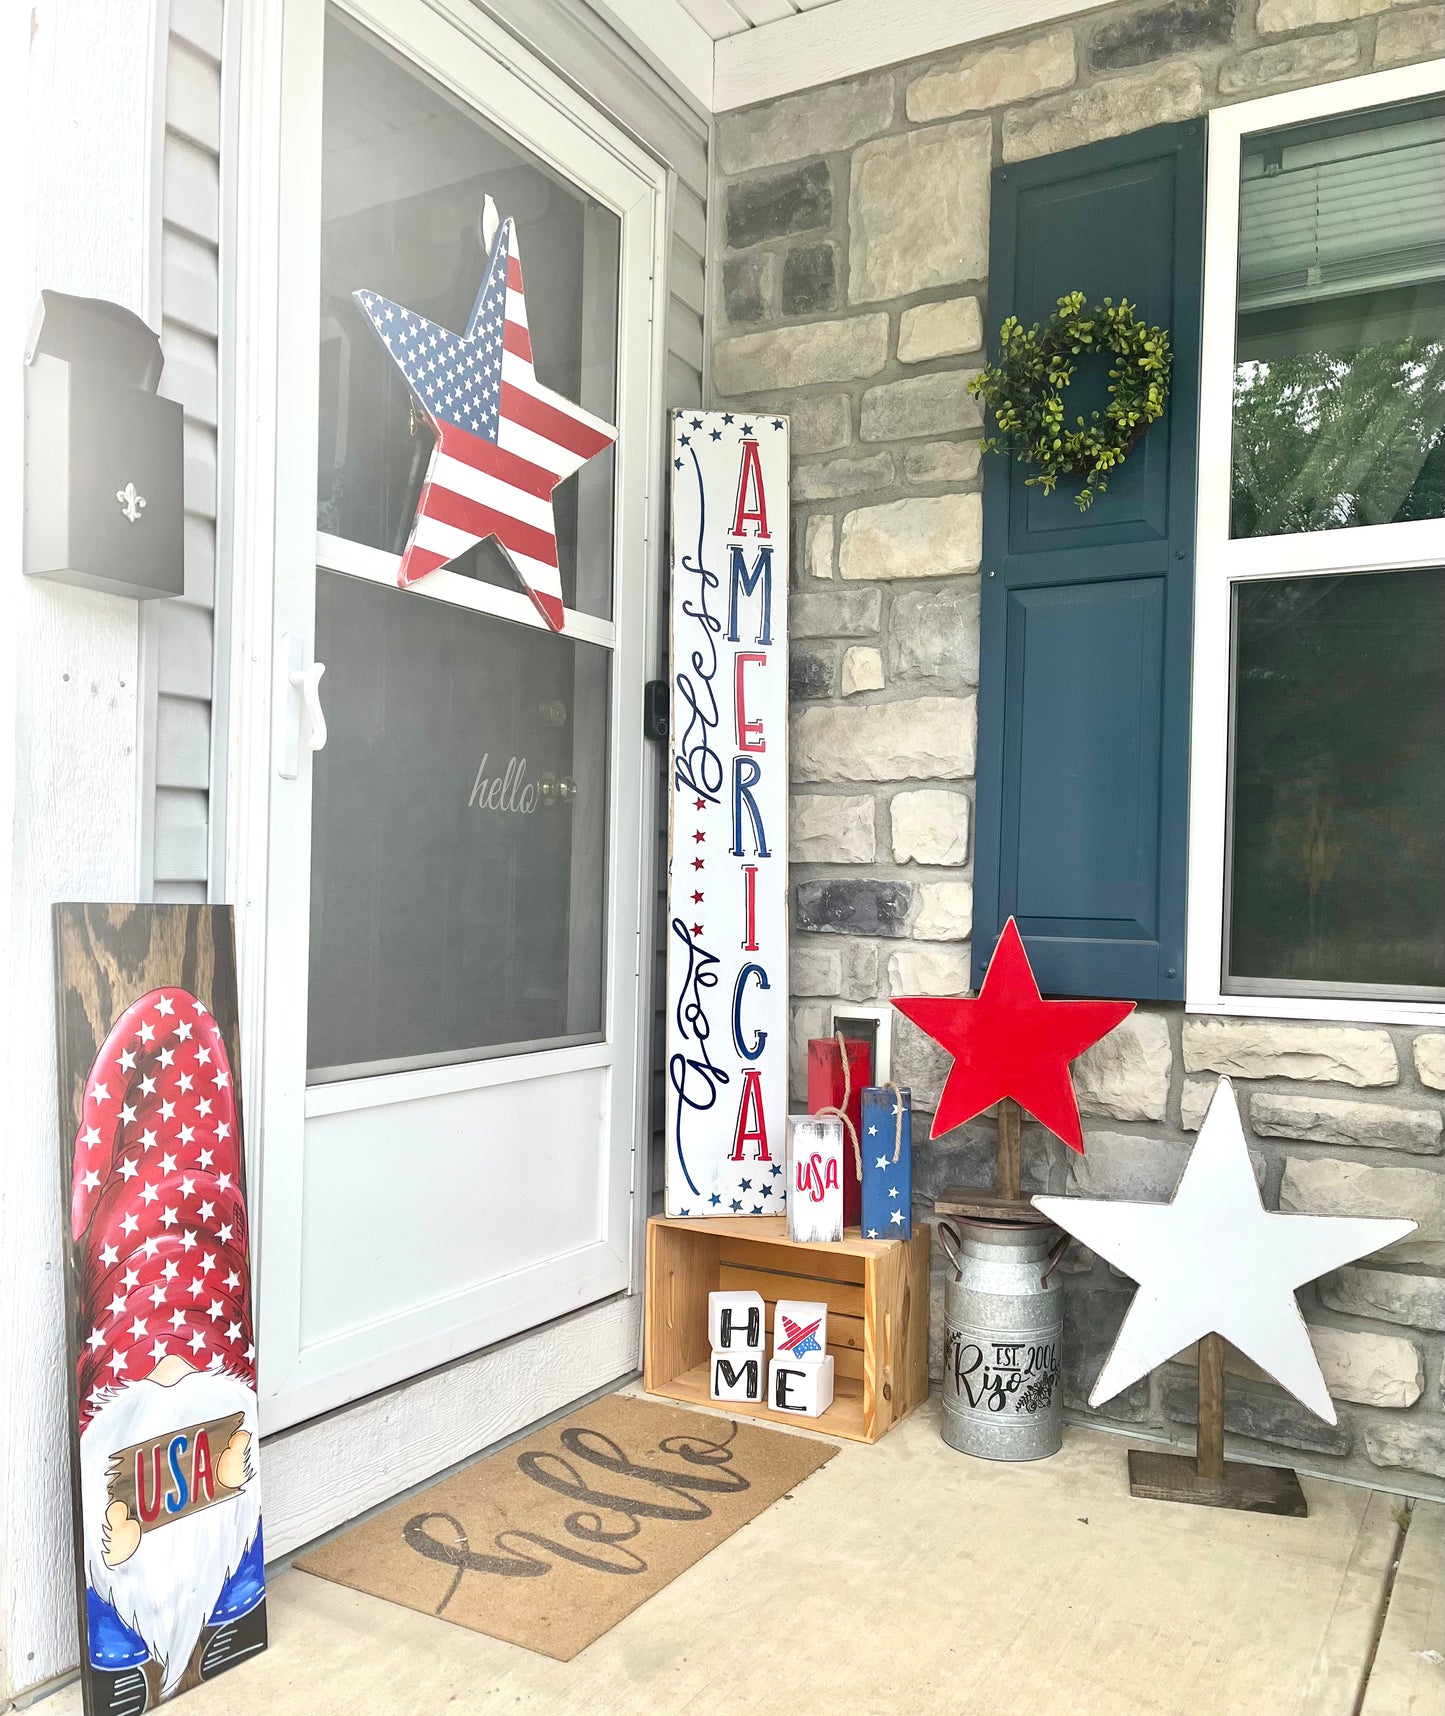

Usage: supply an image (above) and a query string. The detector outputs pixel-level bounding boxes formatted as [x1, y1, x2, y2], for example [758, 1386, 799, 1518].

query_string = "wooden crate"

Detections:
[643, 1215, 930, 1444]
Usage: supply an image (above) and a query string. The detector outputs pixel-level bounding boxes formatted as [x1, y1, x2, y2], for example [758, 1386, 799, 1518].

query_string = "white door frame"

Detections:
[221, 0, 668, 1445]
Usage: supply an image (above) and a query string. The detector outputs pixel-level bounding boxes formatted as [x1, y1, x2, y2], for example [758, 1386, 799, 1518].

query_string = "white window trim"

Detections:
[1187, 60, 1445, 1028]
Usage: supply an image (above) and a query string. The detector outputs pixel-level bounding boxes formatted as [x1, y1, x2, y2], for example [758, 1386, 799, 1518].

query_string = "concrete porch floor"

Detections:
[39, 1391, 1444, 1716]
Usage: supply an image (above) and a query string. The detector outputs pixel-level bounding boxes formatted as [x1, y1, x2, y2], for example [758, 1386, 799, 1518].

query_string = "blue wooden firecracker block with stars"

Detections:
[861, 1085, 912, 1240]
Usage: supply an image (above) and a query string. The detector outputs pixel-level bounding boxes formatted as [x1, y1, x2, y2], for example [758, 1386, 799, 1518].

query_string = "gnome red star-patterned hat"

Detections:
[892, 917, 1134, 1151]
[72, 988, 253, 1428]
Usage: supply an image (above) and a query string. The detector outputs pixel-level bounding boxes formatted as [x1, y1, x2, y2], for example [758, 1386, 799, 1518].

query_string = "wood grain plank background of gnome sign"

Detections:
[665, 410, 789, 1217]
[54, 906, 265, 1714]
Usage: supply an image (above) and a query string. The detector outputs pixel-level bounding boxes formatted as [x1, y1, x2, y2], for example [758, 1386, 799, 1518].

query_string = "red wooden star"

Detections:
[891, 917, 1134, 1151]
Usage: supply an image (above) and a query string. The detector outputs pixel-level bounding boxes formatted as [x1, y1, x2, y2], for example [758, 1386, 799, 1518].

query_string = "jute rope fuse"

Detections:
[813, 1035, 905, 1178]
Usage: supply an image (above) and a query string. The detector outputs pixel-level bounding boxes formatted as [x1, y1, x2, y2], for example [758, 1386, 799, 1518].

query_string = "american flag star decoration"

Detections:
[779, 1314, 823, 1359]
[353, 195, 617, 632]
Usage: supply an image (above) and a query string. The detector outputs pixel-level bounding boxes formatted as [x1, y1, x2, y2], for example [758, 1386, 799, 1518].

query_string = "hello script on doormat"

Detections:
[295, 1394, 837, 1660]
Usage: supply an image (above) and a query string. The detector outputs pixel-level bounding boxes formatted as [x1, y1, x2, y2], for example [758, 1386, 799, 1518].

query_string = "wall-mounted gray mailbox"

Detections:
[24, 290, 184, 600]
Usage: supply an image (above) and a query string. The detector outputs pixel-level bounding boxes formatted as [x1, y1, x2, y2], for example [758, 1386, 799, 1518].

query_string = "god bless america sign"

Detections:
[665, 411, 789, 1217]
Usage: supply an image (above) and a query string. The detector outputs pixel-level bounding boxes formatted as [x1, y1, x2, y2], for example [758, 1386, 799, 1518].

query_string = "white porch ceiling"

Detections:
[595, 0, 1113, 113]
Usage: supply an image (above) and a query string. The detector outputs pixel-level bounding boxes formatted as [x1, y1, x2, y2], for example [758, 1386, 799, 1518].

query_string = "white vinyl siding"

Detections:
[147, 0, 223, 902]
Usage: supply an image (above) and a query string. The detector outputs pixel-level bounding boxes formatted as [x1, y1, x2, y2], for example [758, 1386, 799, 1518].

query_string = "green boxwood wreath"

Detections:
[967, 291, 1172, 510]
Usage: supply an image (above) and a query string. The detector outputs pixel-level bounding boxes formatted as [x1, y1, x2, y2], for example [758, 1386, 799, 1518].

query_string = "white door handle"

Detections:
[290, 661, 328, 752]
[278, 633, 328, 779]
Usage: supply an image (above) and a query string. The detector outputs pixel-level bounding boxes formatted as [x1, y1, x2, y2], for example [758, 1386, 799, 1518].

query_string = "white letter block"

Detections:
[708, 1289, 766, 1353]
[786, 1114, 844, 1244]
[773, 1298, 828, 1365]
[769, 1354, 835, 1418]
[710, 1351, 765, 1403]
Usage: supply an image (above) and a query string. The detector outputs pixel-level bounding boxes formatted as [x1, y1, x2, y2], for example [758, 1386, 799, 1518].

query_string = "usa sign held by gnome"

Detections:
[665, 411, 789, 1217]
[57, 906, 265, 1712]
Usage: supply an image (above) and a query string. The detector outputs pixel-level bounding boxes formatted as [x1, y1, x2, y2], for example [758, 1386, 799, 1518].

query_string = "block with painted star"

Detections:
[861, 1084, 912, 1241]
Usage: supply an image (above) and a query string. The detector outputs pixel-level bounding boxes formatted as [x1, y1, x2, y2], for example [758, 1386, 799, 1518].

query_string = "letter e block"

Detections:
[708, 1288, 765, 1353]
[769, 1354, 835, 1418]
[711, 1352, 764, 1403]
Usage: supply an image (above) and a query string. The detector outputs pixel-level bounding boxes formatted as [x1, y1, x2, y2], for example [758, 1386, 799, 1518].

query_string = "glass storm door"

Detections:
[257, 0, 662, 1431]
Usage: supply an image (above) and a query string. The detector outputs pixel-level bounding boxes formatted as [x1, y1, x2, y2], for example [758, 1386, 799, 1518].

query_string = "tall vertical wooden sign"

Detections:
[54, 905, 266, 1712]
[665, 411, 789, 1217]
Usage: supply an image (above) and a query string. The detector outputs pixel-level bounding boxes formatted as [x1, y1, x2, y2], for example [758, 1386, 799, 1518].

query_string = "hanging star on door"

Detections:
[1034, 1080, 1416, 1421]
[891, 917, 1134, 1149]
[353, 196, 617, 631]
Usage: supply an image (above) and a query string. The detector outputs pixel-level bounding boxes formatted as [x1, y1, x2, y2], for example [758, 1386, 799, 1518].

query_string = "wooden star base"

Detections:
[1126, 1333, 1308, 1517]
[1127, 1449, 1308, 1516]
[934, 1187, 1052, 1225]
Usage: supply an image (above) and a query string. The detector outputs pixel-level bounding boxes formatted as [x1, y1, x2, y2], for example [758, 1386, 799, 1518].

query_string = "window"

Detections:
[1191, 62, 1445, 1022]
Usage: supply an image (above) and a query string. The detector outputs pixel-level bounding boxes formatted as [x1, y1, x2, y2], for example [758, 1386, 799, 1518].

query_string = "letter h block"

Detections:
[708, 1289, 765, 1355]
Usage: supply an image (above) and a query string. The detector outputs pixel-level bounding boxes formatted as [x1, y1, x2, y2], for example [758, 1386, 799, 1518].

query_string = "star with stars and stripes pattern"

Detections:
[353, 196, 617, 632]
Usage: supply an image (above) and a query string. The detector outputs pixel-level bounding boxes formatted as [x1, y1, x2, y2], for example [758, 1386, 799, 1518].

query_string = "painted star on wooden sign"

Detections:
[891, 917, 1134, 1149]
[1033, 1080, 1417, 1423]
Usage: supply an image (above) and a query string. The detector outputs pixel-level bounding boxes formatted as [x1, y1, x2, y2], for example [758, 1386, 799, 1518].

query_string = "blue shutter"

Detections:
[972, 120, 1204, 1000]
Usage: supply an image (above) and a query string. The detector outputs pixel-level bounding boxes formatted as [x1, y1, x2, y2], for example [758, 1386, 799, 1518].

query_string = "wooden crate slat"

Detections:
[717, 1236, 867, 1286]
[717, 1262, 865, 1319]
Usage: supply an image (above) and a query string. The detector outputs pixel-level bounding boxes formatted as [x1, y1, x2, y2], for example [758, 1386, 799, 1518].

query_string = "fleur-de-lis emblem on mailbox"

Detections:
[115, 482, 146, 524]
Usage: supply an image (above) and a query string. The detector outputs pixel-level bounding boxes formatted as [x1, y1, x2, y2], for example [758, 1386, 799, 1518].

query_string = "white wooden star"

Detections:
[1033, 1080, 1415, 1424]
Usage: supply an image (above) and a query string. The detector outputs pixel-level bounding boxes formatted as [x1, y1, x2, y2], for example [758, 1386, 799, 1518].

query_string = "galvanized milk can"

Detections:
[939, 1219, 1066, 1461]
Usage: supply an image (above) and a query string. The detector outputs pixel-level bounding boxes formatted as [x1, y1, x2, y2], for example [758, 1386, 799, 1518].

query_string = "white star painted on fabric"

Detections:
[82, 1125, 101, 1149]
[199, 1147, 214, 1168]
[176, 1021, 193, 1041]
[1033, 1080, 1416, 1424]
[128, 1317, 148, 1339]
[119, 1104, 136, 1125]
[91, 1082, 110, 1105]
[99, 1243, 119, 1267]
[150, 1285, 166, 1308]
[156, 996, 174, 1016]
[118, 1159, 139, 1181]
[188, 1330, 207, 1354]
[160, 1152, 178, 1174]
[217, 1172, 233, 1192]
[81, 1169, 100, 1192]
[150, 1340, 169, 1364]
[140, 1183, 159, 1206]
[170, 1309, 187, 1330]
[86, 1327, 105, 1351]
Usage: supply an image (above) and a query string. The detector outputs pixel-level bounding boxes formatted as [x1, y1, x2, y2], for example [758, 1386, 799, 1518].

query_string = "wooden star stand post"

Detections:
[893, 918, 1133, 1228]
[1035, 1079, 1417, 1517]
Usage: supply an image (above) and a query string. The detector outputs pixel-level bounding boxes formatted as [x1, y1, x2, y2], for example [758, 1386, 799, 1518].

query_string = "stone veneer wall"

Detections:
[708, 0, 1445, 1495]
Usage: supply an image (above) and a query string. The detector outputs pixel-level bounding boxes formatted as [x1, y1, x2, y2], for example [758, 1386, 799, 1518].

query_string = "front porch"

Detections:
[37, 1391, 1443, 1716]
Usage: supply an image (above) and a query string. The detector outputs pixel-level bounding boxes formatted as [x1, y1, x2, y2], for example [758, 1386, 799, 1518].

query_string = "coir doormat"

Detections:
[294, 1392, 837, 1660]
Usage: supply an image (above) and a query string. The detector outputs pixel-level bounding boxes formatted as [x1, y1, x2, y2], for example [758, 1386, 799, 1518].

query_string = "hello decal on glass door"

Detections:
[353, 195, 617, 632]
[665, 412, 789, 1218]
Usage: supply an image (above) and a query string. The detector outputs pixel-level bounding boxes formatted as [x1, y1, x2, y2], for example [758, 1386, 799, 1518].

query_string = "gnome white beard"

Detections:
[81, 1367, 261, 1695]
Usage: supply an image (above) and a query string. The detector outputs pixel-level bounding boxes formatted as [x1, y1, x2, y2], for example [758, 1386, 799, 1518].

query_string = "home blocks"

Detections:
[708, 1288, 766, 1403]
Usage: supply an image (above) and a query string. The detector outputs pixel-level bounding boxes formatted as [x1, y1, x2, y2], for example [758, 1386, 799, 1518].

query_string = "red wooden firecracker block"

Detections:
[807, 1037, 870, 1228]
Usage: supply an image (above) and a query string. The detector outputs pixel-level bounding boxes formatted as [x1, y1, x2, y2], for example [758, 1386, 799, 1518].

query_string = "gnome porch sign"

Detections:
[55, 905, 265, 1713]
[353, 195, 617, 631]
